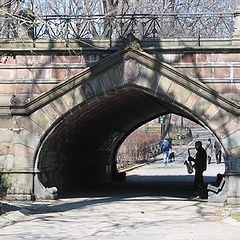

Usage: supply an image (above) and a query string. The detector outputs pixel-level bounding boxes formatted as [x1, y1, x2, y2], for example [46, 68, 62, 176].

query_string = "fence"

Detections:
[0, 12, 235, 41]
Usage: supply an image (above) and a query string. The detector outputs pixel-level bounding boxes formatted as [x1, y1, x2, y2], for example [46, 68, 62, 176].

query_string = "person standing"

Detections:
[214, 140, 222, 164]
[205, 138, 213, 164]
[161, 139, 170, 166]
[188, 141, 207, 193]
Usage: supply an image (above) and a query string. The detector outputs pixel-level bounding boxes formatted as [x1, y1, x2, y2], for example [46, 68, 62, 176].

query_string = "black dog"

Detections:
[169, 151, 175, 162]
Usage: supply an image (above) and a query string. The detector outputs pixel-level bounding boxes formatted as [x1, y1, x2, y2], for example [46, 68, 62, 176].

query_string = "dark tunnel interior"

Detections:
[37, 86, 199, 193]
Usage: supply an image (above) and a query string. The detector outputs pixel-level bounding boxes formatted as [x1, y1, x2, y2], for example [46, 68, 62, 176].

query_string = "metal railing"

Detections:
[0, 12, 235, 41]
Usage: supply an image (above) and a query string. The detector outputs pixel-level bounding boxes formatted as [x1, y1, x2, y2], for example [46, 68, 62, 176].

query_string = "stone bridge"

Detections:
[1, 14, 240, 202]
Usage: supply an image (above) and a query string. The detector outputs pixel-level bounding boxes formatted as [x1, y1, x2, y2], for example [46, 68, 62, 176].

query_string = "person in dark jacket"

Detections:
[188, 141, 207, 192]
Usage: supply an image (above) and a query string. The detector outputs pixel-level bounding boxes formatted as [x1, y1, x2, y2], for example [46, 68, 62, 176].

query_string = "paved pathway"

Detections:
[0, 128, 239, 239]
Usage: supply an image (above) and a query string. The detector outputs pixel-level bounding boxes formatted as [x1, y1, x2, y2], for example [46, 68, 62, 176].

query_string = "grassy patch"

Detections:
[230, 212, 240, 221]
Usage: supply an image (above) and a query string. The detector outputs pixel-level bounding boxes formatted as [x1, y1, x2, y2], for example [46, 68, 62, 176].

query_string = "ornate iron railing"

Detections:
[0, 12, 235, 41]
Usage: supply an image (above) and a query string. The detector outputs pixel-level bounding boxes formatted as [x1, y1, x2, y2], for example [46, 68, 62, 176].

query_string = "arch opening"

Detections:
[35, 85, 224, 197]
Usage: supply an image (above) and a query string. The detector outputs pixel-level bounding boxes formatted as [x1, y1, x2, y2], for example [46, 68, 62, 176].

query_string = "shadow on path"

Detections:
[28, 174, 216, 215]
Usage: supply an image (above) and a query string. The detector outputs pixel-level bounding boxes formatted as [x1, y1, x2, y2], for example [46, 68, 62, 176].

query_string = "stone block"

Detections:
[209, 109, 233, 131]
[203, 104, 221, 121]
[0, 69, 15, 80]
[15, 116, 45, 138]
[233, 68, 240, 78]
[0, 129, 14, 142]
[157, 76, 172, 96]
[29, 110, 52, 131]
[227, 175, 240, 198]
[184, 92, 199, 110]
[16, 68, 34, 80]
[0, 116, 13, 128]
[52, 68, 67, 80]
[217, 118, 240, 139]
[192, 98, 212, 116]
[35, 68, 52, 80]
[5, 173, 33, 196]
[51, 97, 69, 115]
[61, 92, 76, 110]
[181, 53, 196, 63]
[13, 129, 40, 149]
[13, 143, 34, 158]
[69, 87, 85, 105]
[0, 155, 14, 169]
[89, 77, 104, 97]
[222, 130, 240, 150]
[16, 55, 52, 65]
[41, 104, 60, 122]
[213, 68, 230, 78]
[137, 65, 157, 89]
[99, 72, 113, 91]
[108, 66, 123, 88]
[0, 142, 13, 155]
[13, 155, 33, 170]
[120, 59, 140, 84]
[0, 94, 11, 106]
[0, 84, 16, 94]
[174, 85, 191, 105]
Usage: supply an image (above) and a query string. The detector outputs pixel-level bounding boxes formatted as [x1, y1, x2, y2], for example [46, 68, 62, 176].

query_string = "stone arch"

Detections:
[11, 45, 240, 200]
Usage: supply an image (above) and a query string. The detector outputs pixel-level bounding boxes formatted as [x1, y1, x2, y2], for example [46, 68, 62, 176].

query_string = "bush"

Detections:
[0, 175, 12, 199]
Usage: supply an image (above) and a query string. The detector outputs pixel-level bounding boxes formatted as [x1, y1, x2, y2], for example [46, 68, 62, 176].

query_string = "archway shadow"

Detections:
[59, 174, 216, 199]
[30, 174, 217, 215]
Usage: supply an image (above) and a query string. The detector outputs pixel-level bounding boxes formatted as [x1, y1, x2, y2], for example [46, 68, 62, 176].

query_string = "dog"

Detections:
[169, 150, 175, 162]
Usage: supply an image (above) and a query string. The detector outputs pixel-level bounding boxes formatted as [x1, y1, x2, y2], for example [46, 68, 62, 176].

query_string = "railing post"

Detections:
[234, 6, 240, 37]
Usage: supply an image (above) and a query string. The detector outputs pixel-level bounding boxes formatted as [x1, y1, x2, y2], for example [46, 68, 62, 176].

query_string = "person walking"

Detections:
[214, 140, 222, 164]
[188, 141, 207, 195]
[205, 138, 213, 164]
[161, 139, 170, 166]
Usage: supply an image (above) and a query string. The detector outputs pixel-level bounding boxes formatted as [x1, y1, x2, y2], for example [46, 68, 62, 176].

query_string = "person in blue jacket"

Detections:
[161, 139, 170, 166]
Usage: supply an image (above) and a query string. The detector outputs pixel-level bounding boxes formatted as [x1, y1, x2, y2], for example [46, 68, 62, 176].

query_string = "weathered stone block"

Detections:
[174, 85, 191, 105]
[222, 130, 240, 150]
[0, 142, 13, 155]
[213, 68, 230, 78]
[0, 116, 13, 128]
[203, 104, 221, 122]
[120, 59, 140, 84]
[61, 92, 76, 110]
[0, 155, 14, 169]
[41, 104, 60, 122]
[13, 155, 33, 170]
[181, 53, 196, 63]
[108, 66, 123, 88]
[0, 94, 12, 106]
[184, 92, 199, 110]
[13, 143, 35, 158]
[192, 98, 212, 116]
[13, 129, 40, 149]
[51, 97, 69, 115]
[52, 68, 67, 80]
[0, 129, 14, 142]
[0, 69, 15, 80]
[99, 72, 113, 91]
[69, 87, 85, 105]
[30, 110, 52, 131]
[16, 68, 34, 80]
[89, 77, 104, 97]
[157, 76, 171, 96]
[137, 65, 157, 89]
[15, 116, 45, 138]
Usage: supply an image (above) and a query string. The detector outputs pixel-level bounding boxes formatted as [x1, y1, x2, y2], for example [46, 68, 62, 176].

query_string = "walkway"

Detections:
[1, 143, 239, 239]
